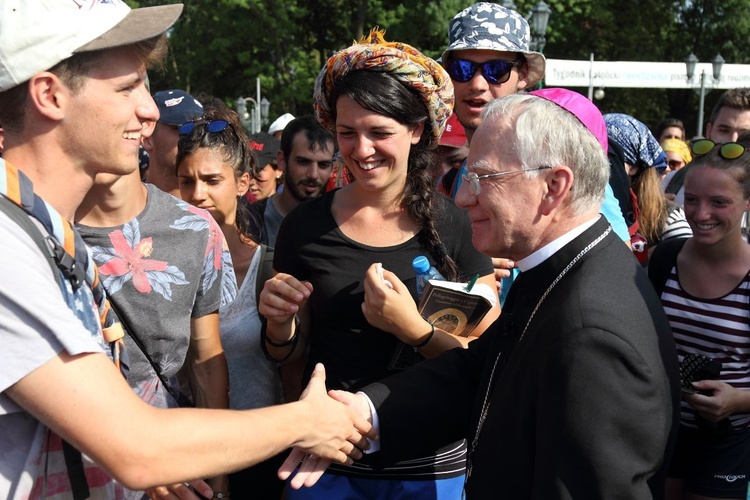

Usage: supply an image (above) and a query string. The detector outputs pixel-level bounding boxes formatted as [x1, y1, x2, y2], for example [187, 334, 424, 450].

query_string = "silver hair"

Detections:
[480, 94, 609, 216]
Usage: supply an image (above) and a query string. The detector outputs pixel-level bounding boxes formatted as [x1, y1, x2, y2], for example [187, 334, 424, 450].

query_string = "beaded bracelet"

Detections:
[412, 321, 436, 352]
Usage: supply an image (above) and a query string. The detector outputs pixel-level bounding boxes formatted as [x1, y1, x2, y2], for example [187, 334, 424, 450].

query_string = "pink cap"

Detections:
[529, 88, 608, 155]
[438, 114, 467, 148]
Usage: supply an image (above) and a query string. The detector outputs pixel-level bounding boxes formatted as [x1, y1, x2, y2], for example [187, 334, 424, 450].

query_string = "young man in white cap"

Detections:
[0, 1, 373, 498]
[144, 89, 204, 196]
[268, 112, 296, 140]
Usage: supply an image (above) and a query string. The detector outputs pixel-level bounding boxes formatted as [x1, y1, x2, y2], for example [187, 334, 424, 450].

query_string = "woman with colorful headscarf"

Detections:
[605, 113, 692, 260]
[258, 30, 498, 498]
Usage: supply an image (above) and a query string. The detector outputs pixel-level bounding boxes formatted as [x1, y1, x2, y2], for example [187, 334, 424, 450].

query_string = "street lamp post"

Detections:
[235, 96, 271, 134]
[236, 77, 271, 134]
[260, 97, 271, 128]
[685, 52, 725, 138]
[527, 0, 551, 89]
[528, 0, 551, 53]
[235, 96, 259, 133]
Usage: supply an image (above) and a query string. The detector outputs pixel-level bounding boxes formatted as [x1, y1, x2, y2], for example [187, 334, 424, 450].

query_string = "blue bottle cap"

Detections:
[412, 255, 430, 274]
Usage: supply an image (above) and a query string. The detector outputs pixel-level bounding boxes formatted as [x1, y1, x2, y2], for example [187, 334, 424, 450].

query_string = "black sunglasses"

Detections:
[178, 119, 230, 136]
[447, 58, 520, 84]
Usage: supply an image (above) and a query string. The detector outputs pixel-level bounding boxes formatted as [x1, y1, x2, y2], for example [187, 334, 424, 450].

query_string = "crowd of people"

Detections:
[2, 1, 750, 500]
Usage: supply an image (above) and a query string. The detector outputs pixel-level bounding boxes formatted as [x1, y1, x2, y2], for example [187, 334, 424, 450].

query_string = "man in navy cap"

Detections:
[144, 89, 203, 196]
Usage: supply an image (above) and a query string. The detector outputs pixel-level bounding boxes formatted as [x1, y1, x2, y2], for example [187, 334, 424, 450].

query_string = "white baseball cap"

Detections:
[0, 0, 183, 92]
[268, 113, 295, 135]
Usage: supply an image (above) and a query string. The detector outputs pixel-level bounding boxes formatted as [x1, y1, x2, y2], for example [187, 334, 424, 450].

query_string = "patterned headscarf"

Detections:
[660, 138, 692, 164]
[604, 113, 667, 172]
[313, 28, 454, 146]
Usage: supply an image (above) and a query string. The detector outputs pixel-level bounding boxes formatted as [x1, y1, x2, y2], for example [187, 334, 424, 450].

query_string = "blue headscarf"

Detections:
[604, 113, 667, 172]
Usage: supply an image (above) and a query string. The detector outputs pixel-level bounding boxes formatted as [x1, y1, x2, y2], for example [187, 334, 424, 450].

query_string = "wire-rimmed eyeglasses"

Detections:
[461, 166, 552, 195]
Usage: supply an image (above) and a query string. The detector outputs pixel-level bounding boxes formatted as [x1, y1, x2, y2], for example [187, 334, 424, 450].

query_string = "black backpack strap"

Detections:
[255, 244, 275, 308]
[247, 197, 269, 245]
[0, 197, 90, 499]
[0, 196, 62, 287]
[647, 237, 688, 296]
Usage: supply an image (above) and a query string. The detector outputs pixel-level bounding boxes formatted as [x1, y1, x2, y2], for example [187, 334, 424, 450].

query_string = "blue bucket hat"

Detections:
[442, 2, 546, 88]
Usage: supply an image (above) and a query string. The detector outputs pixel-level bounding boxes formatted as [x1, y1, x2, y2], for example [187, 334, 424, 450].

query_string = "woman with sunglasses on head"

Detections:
[649, 134, 750, 500]
[258, 30, 499, 499]
[176, 104, 288, 499]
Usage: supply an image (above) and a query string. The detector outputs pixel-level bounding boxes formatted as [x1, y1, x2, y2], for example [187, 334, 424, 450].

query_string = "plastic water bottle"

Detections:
[413, 255, 445, 296]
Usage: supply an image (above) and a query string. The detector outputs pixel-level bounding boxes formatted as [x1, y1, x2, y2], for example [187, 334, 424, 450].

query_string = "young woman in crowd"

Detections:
[650, 134, 750, 500]
[247, 132, 282, 201]
[176, 104, 286, 498]
[605, 113, 692, 258]
[661, 137, 693, 176]
[258, 30, 498, 498]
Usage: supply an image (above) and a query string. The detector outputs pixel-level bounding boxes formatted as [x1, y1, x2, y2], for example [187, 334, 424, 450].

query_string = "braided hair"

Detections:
[329, 70, 460, 280]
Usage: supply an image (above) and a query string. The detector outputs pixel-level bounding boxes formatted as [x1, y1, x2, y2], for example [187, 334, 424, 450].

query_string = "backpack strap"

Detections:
[1, 159, 128, 500]
[247, 197, 269, 245]
[647, 237, 688, 296]
[0, 196, 61, 286]
[0, 196, 91, 500]
[255, 244, 275, 308]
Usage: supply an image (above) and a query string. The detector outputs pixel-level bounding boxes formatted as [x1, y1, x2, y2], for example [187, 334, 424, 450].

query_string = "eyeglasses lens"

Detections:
[178, 122, 194, 135]
[721, 143, 746, 160]
[691, 139, 716, 156]
[470, 173, 481, 195]
[206, 120, 230, 133]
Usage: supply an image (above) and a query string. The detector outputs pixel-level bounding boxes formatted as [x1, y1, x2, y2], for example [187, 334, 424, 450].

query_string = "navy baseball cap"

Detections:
[153, 89, 203, 126]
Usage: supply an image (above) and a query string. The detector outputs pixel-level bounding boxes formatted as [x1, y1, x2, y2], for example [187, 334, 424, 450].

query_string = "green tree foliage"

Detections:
[129, 0, 749, 135]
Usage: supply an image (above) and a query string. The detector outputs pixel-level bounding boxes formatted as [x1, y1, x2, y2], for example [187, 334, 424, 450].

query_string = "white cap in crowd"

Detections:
[0, 0, 183, 91]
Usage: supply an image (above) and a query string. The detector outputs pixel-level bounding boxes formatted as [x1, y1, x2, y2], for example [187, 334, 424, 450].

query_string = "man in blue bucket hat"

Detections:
[438, 3, 630, 303]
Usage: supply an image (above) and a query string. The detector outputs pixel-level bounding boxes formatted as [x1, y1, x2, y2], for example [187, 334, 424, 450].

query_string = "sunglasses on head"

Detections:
[447, 58, 520, 85]
[178, 119, 230, 136]
[691, 139, 750, 160]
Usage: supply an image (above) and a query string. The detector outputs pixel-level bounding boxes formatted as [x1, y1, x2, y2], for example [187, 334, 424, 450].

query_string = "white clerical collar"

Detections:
[517, 216, 601, 272]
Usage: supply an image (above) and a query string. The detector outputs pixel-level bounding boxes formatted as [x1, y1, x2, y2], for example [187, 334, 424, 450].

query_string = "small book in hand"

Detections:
[388, 278, 497, 371]
[417, 279, 497, 338]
